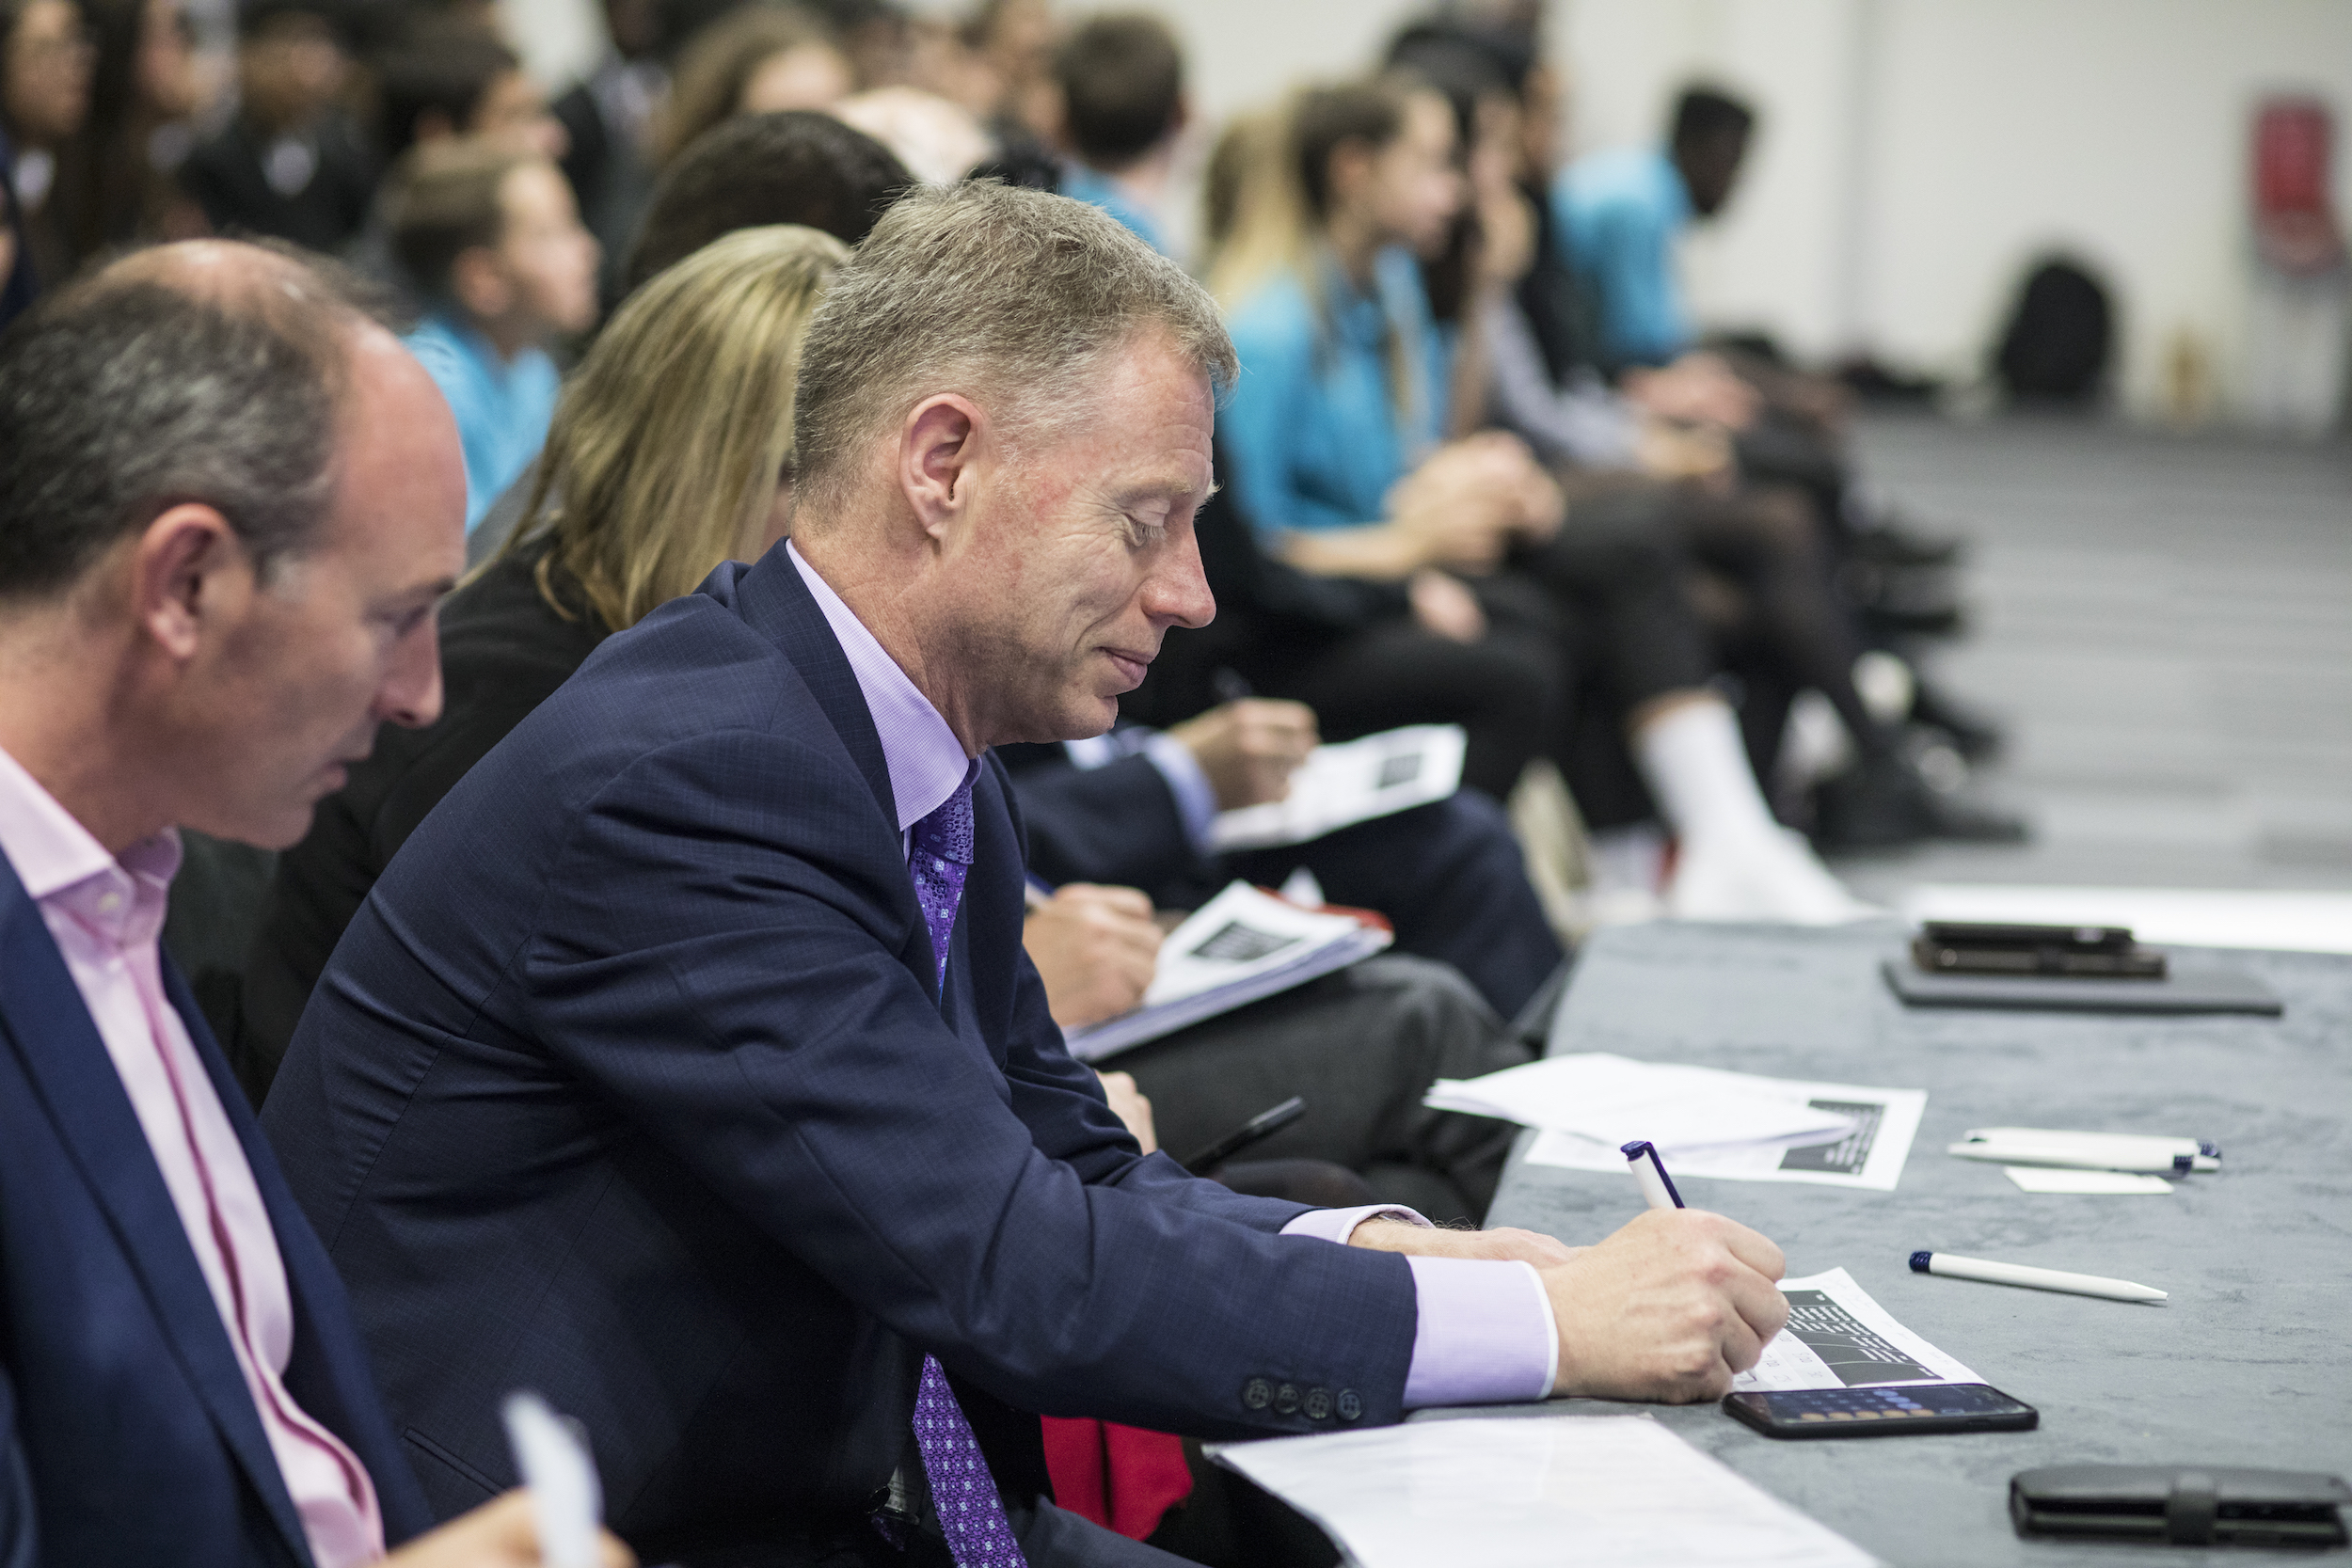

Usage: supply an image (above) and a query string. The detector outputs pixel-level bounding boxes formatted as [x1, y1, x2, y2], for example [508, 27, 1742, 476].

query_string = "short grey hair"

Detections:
[0, 244, 392, 601]
[791, 182, 1236, 518]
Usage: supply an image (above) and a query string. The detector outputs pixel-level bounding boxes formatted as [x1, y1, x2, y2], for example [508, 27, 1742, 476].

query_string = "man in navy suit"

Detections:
[0, 244, 631, 1567]
[267, 183, 1790, 1568]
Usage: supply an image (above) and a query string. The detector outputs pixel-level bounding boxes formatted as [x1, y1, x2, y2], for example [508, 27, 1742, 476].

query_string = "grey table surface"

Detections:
[1429, 920, 2352, 1567]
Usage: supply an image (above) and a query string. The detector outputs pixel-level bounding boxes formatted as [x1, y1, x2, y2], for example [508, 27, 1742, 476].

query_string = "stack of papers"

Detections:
[1735, 1269, 1979, 1391]
[1062, 881, 1391, 1062]
[1210, 1415, 1876, 1567]
[1426, 1054, 1927, 1192]
[1209, 724, 1466, 851]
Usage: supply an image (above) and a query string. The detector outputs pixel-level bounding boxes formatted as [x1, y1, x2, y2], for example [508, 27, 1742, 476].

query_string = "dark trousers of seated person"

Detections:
[1227, 791, 1565, 1022]
[1116, 954, 1534, 1227]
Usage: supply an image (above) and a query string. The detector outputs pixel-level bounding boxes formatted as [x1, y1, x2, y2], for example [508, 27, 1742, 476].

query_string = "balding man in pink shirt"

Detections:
[0, 243, 631, 1568]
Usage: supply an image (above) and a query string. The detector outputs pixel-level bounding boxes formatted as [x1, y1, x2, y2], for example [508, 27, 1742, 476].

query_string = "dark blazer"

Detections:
[239, 545, 607, 1087]
[0, 854, 436, 1568]
[262, 546, 1421, 1565]
[994, 744, 1201, 899]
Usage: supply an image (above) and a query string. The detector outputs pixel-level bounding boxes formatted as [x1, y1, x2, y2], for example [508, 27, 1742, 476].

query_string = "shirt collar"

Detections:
[787, 541, 973, 834]
[0, 743, 181, 928]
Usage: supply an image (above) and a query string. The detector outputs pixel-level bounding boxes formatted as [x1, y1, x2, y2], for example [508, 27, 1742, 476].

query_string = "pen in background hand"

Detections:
[1621, 1140, 1685, 1210]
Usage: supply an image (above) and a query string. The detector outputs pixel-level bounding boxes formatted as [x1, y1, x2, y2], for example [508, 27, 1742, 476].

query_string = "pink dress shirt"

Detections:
[787, 545, 1561, 1408]
[0, 746, 386, 1567]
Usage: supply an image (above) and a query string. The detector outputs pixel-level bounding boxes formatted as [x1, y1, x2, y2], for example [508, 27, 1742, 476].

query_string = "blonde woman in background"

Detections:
[238, 223, 850, 1081]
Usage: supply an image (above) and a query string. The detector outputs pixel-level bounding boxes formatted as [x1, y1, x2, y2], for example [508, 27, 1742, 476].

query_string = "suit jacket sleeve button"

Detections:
[1243, 1377, 1273, 1411]
[1336, 1389, 1363, 1421]
[1303, 1387, 1332, 1420]
[1273, 1383, 1301, 1416]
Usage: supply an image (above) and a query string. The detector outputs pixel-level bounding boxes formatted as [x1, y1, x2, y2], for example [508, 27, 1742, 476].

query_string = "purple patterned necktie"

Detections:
[904, 770, 1027, 1568]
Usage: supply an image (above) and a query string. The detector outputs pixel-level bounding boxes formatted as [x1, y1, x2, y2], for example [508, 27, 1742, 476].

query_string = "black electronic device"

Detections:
[2011, 1465, 2351, 1547]
[1181, 1096, 1308, 1173]
[1723, 1383, 2038, 1439]
[1914, 920, 2166, 980]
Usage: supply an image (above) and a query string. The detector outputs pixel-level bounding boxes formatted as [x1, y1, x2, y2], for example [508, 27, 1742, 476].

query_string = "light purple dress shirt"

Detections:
[787, 544, 1559, 1408]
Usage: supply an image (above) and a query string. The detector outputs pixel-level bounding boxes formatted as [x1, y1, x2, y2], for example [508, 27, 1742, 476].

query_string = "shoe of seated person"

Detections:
[1666, 827, 1881, 925]
[1810, 752, 2029, 852]
[1848, 519, 1965, 570]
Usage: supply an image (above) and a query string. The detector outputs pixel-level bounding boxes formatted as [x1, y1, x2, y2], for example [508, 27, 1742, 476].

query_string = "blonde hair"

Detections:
[501, 224, 850, 631]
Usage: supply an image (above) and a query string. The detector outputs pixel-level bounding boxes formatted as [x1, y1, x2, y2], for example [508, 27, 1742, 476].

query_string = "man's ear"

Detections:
[130, 504, 252, 664]
[451, 245, 513, 323]
[896, 393, 985, 542]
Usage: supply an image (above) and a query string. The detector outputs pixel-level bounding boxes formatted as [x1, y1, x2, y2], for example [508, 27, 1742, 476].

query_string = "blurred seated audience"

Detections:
[0, 236, 630, 1568]
[833, 80, 992, 182]
[1051, 9, 1183, 256]
[241, 222, 844, 1084]
[0, 0, 92, 294]
[653, 1, 850, 166]
[179, 0, 374, 251]
[1207, 75, 1866, 920]
[388, 137, 599, 533]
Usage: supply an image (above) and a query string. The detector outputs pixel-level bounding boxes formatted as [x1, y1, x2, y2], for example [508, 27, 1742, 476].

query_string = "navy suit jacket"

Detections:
[0, 854, 435, 1568]
[263, 546, 1421, 1563]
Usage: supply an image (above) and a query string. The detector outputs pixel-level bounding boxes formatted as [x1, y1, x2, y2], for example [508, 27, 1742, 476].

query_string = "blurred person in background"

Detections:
[1050, 8, 1181, 257]
[653, 2, 850, 166]
[1209, 75, 1866, 921]
[389, 137, 599, 534]
[452, 107, 907, 570]
[0, 0, 92, 293]
[374, 24, 565, 163]
[63, 0, 213, 255]
[179, 0, 374, 250]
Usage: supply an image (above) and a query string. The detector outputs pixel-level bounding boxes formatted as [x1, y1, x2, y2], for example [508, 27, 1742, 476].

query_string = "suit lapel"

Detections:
[734, 549, 898, 827]
[0, 862, 316, 1565]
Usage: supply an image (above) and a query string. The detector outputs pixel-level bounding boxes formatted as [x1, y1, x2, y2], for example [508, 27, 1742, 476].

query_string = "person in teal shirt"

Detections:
[1207, 75, 1866, 924]
[1553, 86, 1753, 369]
[389, 139, 599, 533]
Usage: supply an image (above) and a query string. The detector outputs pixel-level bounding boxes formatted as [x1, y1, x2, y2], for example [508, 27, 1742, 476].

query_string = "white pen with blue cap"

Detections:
[1621, 1140, 1685, 1210]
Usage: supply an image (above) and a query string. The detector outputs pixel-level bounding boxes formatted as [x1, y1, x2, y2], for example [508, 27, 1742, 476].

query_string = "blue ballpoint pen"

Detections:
[1621, 1139, 1686, 1210]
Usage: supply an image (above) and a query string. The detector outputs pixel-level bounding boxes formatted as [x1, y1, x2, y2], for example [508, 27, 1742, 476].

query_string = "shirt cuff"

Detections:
[1141, 732, 1219, 852]
[1398, 1258, 1558, 1408]
[1278, 1204, 1429, 1244]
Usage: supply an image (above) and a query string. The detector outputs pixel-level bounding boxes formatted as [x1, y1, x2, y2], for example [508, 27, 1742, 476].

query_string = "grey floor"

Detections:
[1826, 413, 2352, 904]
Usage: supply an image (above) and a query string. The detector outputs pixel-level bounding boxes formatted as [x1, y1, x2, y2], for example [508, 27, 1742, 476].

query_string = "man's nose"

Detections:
[1144, 528, 1215, 631]
[375, 621, 445, 730]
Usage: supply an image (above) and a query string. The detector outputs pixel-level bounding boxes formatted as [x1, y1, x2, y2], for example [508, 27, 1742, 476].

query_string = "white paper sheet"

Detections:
[1209, 725, 1466, 851]
[2003, 1166, 2174, 1195]
[1424, 1053, 1860, 1151]
[1515, 1068, 1926, 1191]
[1209, 1415, 1877, 1568]
[1733, 1269, 1979, 1392]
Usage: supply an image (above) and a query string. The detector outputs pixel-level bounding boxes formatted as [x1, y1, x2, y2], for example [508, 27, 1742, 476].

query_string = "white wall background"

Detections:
[501, 0, 2352, 420]
[1557, 0, 2352, 419]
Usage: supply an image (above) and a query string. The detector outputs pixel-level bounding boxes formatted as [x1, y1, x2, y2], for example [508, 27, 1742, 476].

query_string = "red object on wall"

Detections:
[1040, 1417, 1196, 1542]
[2252, 97, 2344, 274]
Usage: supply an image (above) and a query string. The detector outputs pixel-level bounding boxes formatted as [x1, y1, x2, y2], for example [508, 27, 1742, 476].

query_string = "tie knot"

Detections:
[913, 768, 977, 868]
